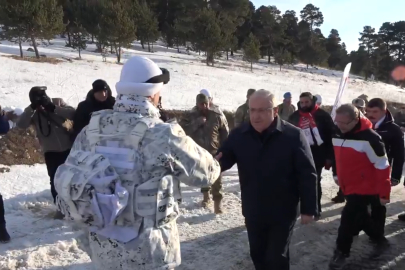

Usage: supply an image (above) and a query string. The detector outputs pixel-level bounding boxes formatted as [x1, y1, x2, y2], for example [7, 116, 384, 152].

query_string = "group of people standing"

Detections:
[0, 55, 404, 270]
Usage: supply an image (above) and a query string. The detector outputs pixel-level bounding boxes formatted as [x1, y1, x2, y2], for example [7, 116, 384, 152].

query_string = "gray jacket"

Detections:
[17, 98, 75, 153]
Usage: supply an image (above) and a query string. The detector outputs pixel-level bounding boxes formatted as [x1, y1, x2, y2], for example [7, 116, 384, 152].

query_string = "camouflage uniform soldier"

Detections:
[181, 94, 229, 214]
[54, 56, 221, 270]
[234, 89, 256, 128]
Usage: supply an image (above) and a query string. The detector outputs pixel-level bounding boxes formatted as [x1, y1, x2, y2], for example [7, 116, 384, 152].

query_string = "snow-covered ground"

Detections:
[0, 166, 404, 270]
[1, 38, 405, 112]
[0, 38, 405, 270]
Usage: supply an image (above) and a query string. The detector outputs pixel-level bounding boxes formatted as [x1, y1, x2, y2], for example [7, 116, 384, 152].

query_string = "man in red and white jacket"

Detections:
[329, 104, 391, 270]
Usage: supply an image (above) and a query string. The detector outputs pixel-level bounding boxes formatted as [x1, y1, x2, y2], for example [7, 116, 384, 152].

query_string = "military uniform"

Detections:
[234, 102, 250, 128]
[54, 56, 221, 270]
[181, 101, 229, 211]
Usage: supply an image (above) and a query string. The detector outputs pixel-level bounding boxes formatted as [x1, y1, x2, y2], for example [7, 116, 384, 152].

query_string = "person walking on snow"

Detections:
[0, 109, 12, 243]
[365, 99, 405, 223]
[234, 89, 256, 128]
[288, 92, 335, 219]
[216, 89, 317, 270]
[329, 104, 391, 270]
[277, 92, 296, 121]
[54, 56, 221, 270]
[72, 79, 115, 140]
[17, 87, 75, 219]
[181, 94, 229, 213]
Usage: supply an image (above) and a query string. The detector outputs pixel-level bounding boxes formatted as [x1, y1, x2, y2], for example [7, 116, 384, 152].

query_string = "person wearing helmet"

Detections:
[277, 92, 296, 121]
[199, 89, 228, 127]
[54, 56, 220, 270]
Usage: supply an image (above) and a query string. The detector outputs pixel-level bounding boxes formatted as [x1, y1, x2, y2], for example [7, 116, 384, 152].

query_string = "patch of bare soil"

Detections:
[2, 55, 64, 64]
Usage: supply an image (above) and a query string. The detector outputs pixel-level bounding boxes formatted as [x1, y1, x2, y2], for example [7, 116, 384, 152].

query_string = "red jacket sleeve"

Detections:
[364, 134, 391, 199]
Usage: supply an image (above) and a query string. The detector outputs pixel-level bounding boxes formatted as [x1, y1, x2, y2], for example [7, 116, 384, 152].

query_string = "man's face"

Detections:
[299, 97, 313, 111]
[284, 97, 292, 105]
[151, 92, 160, 106]
[94, 90, 108, 102]
[249, 95, 275, 133]
[366, 107, 385, 124]
[401, 106, 405, 114]
[335, 113, 358, 133]
[197, 102, 209, 113]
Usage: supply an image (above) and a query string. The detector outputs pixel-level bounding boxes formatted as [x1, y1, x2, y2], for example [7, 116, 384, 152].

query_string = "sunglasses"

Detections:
[144, 68, 170, 85]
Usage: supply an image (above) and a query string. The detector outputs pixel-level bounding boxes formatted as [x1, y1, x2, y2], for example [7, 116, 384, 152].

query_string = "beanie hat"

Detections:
[115, 56, 170, 96]
[283, 92, 292, 99]
[92, 79, 110, 93]
[314, 94, 322, 104]
[196, 94, 209, 104]
[200, 89, 213, 98]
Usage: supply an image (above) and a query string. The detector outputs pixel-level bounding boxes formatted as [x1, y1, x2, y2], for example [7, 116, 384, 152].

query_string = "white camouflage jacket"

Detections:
[54, 94, 221, 270]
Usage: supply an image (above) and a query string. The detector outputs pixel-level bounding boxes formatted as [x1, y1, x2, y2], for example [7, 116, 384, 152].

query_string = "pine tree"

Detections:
[137, 2, 160, 52]
[243, 33, 260, 71]
[300, 4, 324, 45]
[98, 0, 137, 63]
[193, 8, 223, 66]
[70, 20, 87, 59]
[274, 49, 292, 71]
[0, 0, 64, 58]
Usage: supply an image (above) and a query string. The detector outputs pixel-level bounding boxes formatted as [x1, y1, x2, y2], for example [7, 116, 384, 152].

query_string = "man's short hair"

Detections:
[196, 93, 209, 104]
[250, 89, 276, 106]
[352, 98, 366, 108]
[247, 89, 256, 97]
[367, 98, 387, 110]
[300, 92, 313, 100]
[336, 104, 359, 120]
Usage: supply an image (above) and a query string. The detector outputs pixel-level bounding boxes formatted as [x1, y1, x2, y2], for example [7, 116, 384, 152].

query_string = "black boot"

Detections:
[332, 190, 345, 203]
[329, 250, 348, 270]
[0, 195, 10, 243]
[370, 237, 390, 259]
[398, 213, 405, 221]
[0, 223, 10, 243]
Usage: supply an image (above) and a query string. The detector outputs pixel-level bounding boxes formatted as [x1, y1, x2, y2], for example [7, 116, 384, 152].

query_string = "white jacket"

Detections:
[54, 94, 221, 270]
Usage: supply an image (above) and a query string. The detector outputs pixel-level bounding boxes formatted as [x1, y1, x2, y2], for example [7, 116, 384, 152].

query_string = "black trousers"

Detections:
[370, 202, 387, 236]
[316, 166, 323, 215]
[336, 195, 386, 255]
[245, 219, 295, 270]
[44, 150, 70, 203]
[0, 194, 5, 224]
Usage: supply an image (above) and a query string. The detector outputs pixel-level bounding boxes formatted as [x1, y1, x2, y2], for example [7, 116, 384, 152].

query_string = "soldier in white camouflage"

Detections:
[54, 56, 221, 270]
[180, 94, 229, 214]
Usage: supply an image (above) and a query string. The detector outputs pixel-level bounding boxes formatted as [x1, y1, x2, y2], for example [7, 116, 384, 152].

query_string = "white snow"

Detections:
[0, 38, 405, 269]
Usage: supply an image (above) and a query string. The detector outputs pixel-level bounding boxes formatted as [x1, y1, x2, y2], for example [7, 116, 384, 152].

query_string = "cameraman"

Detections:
[17, 87, 75, 218]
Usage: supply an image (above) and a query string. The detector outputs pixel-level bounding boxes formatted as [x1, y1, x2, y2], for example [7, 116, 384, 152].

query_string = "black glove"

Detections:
[41, 97, 55, 112]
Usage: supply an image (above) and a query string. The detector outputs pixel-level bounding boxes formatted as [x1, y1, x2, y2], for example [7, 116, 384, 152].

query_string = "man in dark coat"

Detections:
[72, 79, 115, 140]
[216, 89, 317, 270]
[288, 92, 335, 218]
[0, 108, 11, 243]
[365, 98, 405, 223]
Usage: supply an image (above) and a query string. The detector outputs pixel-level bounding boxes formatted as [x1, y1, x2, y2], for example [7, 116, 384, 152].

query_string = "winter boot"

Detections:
[370, 237, 390, 259]
[331, 194, 345, 204]
[0, 223, 10, 243]
[329, 250, 348, 270]
[214, 199, 224, 214]
[53, 210, 65, 220]
[201, 192, 211, 208]
[398, 213, 405, 221]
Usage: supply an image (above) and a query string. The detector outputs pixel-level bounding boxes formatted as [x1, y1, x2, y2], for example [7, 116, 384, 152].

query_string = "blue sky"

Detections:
[251, 0, 405, 52]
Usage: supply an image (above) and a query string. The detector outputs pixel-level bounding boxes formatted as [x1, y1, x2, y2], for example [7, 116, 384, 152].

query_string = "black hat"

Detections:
[92, 79, 110, 93]
[29, 86, 47, 103]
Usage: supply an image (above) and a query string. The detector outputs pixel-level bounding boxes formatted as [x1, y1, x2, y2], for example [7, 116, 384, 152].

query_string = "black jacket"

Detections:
[375, 110, 404, 182]
[72, 89, 115, 140]
[288, 102, 335, 169]
[218, 117, 318, 223]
